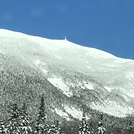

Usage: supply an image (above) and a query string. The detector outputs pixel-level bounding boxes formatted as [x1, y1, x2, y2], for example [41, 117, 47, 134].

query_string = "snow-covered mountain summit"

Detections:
[0, 29, 134, 119]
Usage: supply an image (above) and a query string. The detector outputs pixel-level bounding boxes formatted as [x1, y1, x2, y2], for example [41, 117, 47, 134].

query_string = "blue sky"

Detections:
[0, 0, 134, 59]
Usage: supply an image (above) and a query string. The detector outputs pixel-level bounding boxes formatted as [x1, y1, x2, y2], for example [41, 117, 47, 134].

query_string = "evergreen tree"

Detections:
[0, 120, 6, 133]
[35, 96, 48, 134]
[97, 113, 106, 134]
[79, 113, 90, 134]
[89, 118, 94, 134]
[126, 120, 133, 134]
[19, 103, 32, 134]
[6, 103, 21, 134]
[48, 120, 61, 134]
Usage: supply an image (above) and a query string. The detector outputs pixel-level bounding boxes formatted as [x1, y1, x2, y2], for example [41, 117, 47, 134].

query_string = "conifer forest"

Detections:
[0, 96, 133, 134]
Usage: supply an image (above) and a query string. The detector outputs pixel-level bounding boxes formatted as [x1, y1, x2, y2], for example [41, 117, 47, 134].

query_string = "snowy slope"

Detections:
[0, 29, 134, 119]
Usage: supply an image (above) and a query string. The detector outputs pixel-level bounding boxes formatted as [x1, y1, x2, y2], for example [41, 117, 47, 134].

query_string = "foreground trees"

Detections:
[0, 96, 63, 134]
[6, 104, 21, 133]
[35, 96, 48, 134]
[79, 113, 90, 134]
[19, 103, 32, 133]
[48, 121, 60, 134]
[0, 96, 133, 134]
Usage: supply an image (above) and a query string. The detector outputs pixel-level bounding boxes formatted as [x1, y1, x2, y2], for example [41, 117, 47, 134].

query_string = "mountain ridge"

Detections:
[0, 29, 134, 119]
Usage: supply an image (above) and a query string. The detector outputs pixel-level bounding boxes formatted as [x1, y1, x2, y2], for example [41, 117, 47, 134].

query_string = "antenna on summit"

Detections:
[64, 36, 67, 41]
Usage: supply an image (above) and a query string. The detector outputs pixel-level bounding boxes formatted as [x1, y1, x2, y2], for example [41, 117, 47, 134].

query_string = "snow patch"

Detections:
[87, 66, 91, 69]
[34, 59, 45, 66]
[126, 72, 134, 80]
[78, 81, 94, 90]
[41, 69, 48, 75]
[34, 59, 48, 75]
[104, 86, 112, 92]
[122, 94, 130, 102]
[55, 55, 62, 60]
[48, 76, 73, 97]
[83, 81, 94, 90]
[55, 108, 70, 121]
[119, 87, 134, 99]
[64, 105, 89, 120]
[91, 100, 133, 117]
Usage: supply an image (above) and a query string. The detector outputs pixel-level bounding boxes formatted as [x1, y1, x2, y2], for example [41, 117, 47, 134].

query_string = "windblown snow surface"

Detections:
[0, 29, 134, 120]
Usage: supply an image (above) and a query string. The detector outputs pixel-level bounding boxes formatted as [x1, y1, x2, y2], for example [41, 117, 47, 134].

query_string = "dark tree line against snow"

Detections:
[0, 96, 134, 134]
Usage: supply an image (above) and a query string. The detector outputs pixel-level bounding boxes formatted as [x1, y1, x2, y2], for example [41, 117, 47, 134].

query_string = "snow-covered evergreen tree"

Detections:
[19, 103, 32, 134]
[35, 96, 48, 134]
[48, 120, 61, 134]
[79, 113, 90, 134]
[97, 113, 106, 134]
[126, 120, 133, 133]
[0, 121, 6, 133]
[6, 104, 21, 134]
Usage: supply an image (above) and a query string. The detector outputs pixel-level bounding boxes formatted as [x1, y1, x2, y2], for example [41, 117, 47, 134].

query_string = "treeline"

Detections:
[0, 96, 134, 134]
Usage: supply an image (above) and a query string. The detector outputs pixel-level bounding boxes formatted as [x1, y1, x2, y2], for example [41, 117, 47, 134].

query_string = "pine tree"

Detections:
[55, 120, 61, 134]
[6, 103, 21, 134]
[126, 120, 133, 133]
[89, 118, 94, 134]
[35, 96, 48, 134]
[97, 113, 106, 134]
[19, 103, 32, 134]
[48, 120, 61, 134]
[79, 113, 90, 134]
[0, 120, 6, 133]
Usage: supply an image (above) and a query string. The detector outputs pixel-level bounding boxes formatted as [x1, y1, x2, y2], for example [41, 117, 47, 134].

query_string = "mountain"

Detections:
[0, 29, 134, 122]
